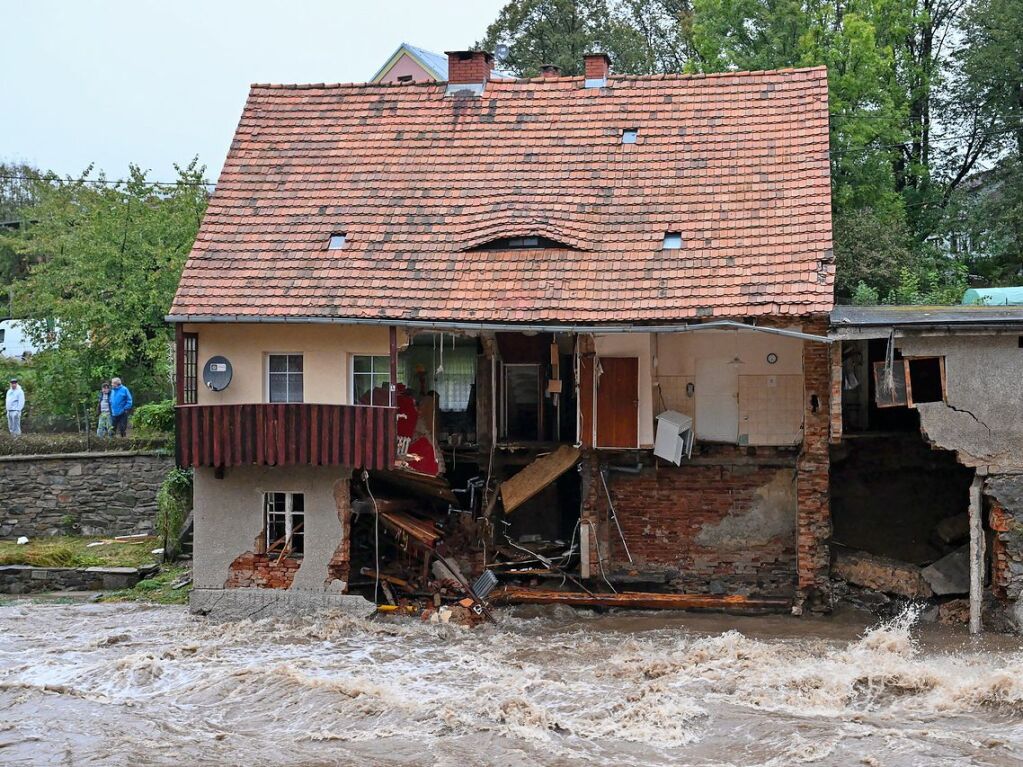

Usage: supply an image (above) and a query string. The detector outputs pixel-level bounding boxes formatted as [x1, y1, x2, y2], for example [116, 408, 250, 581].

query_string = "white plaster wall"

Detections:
[654, 329, 805, 445]
[184, 323, 406, 405]
[594, 333, 655, 447]
[192, 465, 349, 591]
[898, 334, 1023, 471]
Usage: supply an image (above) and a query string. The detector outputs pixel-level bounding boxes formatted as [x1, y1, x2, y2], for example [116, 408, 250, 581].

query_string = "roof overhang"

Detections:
[830, 305, 1023, 340]
[166, 315, 832, 343]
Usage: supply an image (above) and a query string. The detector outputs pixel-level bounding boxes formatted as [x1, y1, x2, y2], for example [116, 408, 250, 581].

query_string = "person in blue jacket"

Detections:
[109, 377, 133, 437]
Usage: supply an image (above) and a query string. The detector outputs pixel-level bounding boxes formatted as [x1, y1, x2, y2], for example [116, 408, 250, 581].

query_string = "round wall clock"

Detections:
[766, 353, 778, 364]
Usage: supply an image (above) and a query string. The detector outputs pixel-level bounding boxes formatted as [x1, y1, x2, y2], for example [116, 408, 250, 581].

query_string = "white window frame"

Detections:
[266, 353, 304, 403]
[263, 491, 305, 557]
[350, 353, 391, 403]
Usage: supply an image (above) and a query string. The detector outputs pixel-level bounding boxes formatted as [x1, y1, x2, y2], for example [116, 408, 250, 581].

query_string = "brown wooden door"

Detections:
[596, 357, 638, 448]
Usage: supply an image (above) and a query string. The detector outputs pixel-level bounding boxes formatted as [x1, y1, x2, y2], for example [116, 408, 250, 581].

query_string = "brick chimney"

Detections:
[445, 50, 492, 94]
[584, 53, 611, 87]
[540, 64, 561, 78]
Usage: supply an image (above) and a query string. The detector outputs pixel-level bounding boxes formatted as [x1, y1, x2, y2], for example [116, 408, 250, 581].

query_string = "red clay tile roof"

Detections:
[171, 68, 834, 324]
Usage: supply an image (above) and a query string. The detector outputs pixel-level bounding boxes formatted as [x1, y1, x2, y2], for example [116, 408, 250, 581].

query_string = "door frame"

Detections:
[594, 355, 639, 449]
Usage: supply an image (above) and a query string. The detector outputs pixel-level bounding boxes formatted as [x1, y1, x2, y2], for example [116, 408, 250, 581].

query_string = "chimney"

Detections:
[584, 53, 611, 88]
[445, 50, 492, 95]
[540, 64, 561, 78]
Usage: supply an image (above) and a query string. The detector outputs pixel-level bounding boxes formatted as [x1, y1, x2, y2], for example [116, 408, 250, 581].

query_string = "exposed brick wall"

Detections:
[581, 447, 799, 596]
[326, 477, 352, 587]
[797, 314, 833, 609]
[225, 552, 301, 589]
[990, 502, 1012, 600]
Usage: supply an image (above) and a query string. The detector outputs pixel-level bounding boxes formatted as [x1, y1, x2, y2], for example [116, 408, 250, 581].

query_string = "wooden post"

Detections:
[389, 326, 398, 407]
[969, 475, 984, 634]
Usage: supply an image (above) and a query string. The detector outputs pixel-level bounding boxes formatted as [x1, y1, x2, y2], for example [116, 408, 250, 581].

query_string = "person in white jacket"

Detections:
[6, 378, 25, 436]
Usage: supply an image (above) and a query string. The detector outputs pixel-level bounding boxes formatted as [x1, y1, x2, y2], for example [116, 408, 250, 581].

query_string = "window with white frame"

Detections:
[352, 354, 390, 402]
[434, 346, 476, 412]
[263, 492, 304, 556]
[268, 354, 303, 403]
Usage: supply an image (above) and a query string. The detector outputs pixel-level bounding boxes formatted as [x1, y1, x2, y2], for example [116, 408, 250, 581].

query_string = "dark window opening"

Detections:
[474, 235, 572, 250]
[907, 357, 944, 404]
[397, 75, 413, 83]
[502, 363, 541, 441]
[182, 333, 198, 404]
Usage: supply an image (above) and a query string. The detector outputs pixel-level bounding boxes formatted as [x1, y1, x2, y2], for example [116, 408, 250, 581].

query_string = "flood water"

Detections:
[1, 602, 1022, 766]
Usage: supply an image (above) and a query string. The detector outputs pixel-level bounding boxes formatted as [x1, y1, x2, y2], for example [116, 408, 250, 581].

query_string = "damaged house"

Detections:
[830, 305, 1023, 631]
[168, 51, 837, 616]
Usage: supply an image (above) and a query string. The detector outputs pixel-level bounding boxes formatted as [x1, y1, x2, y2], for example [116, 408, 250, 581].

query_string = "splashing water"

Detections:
[0, 602, 1021, 766]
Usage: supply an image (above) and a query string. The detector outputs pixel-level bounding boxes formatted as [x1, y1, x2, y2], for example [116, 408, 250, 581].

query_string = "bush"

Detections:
[0, 432, 171, 456]
[132, 399, 175, 436]
[157, 467, 193, 561]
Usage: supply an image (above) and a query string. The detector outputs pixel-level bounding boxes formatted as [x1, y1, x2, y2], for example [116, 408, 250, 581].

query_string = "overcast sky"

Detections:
[1, 0, 505, 183]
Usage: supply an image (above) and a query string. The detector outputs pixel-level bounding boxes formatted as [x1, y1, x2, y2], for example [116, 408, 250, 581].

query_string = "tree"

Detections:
[9, 160, 208, 424]
[0, 161, 45, 292]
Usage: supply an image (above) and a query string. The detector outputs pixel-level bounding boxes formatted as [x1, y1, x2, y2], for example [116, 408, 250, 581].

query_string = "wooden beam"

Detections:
[500, 444, 581, 513]
[490, 587, 791, 611]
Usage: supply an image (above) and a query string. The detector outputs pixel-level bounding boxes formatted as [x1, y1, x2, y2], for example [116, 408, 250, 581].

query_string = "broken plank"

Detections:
[490, 587, 791, 611]
[500, 445, 581, 514]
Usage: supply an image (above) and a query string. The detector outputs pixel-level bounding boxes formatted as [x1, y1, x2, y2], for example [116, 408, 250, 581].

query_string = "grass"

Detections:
[0, 535, 161, 568]
[99, 564, 191, 605]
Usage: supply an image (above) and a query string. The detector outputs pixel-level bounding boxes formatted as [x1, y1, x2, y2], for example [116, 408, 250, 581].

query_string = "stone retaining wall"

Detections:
[0, 451, 173, 538]
[0, 564, 156, 594]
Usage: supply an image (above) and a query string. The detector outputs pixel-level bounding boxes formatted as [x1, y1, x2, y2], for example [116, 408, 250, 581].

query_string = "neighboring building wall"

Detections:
[0, 451, 171, 537]
[581, 447, 798, 596]
[377, 53, 436, 83]
[897, 334, 1023, 473]
[0, 320, 40, 359]
[191, 465, 351, 591]
[183, 323, 403, 406]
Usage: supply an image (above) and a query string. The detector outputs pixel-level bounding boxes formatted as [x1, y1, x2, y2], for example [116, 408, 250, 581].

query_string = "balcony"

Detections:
[176, 403, 397, 471]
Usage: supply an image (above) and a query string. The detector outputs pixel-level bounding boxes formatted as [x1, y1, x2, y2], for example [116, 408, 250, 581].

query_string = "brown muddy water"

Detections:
[1, 603, 1022, 766]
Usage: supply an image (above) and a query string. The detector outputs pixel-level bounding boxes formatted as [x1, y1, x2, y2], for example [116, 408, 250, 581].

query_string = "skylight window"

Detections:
[327, 233, 347, 250]
[622, 128, 638, 144]
[507, 236, 540, 248]
[662, 232, 683, 249]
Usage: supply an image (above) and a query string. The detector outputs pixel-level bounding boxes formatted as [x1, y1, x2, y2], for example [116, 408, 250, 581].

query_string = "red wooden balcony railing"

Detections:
[176, 403, 397, 471]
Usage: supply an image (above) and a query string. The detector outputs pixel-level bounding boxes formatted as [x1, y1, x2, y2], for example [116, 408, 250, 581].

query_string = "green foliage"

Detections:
[0, 432, 169, 455]
[7, 160, 208, 423]
[480, 0, 1006, 304]
[157, 467, 193, 562]
[852, 281, 880, 305]
[100, 564, 191, 605]
[132, 399, 175, 436]
[0, 536, 159, 568]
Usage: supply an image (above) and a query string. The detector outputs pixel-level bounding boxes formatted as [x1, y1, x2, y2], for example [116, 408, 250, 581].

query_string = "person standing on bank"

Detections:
[96, 381, 113, 437]
[6, 378, 24, 436]
[109, 377, 133, 437]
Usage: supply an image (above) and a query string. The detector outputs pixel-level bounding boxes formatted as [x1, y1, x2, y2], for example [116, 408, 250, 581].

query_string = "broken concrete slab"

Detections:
[189, 587, 376, 620]
[921, 546, 970, 595]
[832, 549, 933, 599]
[935, 513, 969, 545]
